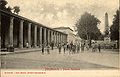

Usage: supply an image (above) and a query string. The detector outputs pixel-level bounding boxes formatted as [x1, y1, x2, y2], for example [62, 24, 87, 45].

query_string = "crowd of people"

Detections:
[40, 41, 101, 55]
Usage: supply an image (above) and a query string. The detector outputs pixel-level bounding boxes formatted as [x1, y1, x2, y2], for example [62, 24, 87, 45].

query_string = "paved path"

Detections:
[0, 48, 119, 69]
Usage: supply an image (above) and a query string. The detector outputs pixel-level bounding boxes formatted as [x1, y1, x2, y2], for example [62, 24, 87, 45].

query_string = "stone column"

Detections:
[34, 25, 37, 47]
[61, 34, 63, 43]
[19, 20, 24, 48]
[63, 35, 66, 43]
[56, 32, 58, 45]
[51, 31, 53, 42]
[63, 35, 65, 43]
[58, 33, 60, 43]
[65, 35, 67, 43]
[40, 27, 42, 46]
[9, 17, 14, 47]
[56, 33, 58, 45]
[54, 32, 56, 45]
[53, 32, 55, 44]
[52, 32, 54, 42]
[47, 29, 50, 44]
[44, 28, 46, 46]
[57, 33, 59, 44]
[57, 33, 59, 43]
[49, 30, 51, 43]
[28, 23, 31, 48]
[62, 35, 64, 43]
[60, 34, 61, 43]
[0, 13, 1, 49]
[61, 34, 64, 43]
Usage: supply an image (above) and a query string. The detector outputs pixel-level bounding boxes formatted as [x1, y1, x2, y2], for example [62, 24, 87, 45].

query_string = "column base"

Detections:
[28, 45, 31, 48]
[19, 45, 23, 49]
[33, 44, 37, 48]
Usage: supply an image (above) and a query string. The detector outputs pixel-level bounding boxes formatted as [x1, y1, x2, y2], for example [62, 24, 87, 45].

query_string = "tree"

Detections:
[76, 12, 101, 46]
[6, 6, 12, 12]
[0, 0, 12, 12]
[13, 6, 20, 14]
[0, 0, 8, 10]
[110, 10, 119, 41]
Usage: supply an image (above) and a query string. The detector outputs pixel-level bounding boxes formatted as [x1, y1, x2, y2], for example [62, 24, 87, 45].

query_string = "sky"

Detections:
[6, 0, 119, 33]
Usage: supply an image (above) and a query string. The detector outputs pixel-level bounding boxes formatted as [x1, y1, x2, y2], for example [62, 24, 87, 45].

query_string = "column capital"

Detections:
[40, 26, 43, 28]
[28, 22, 32, 25]
[10, 16, 14, 20]
[34, 25, 38, 27]
[20, 19, 24, 22]
[44, 27, 46, 30]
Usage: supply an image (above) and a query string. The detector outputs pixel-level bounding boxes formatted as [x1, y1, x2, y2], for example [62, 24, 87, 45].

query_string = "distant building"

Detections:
[53, 27, 81, 44]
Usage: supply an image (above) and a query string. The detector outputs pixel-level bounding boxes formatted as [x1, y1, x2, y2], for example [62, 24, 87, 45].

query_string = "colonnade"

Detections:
[0, 10, 67, 49]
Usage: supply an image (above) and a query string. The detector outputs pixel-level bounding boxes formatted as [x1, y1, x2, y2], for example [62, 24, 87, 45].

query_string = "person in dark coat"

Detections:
[51, 41, 54, 50]
[98, 44, 101, 53]
[42, 44, 44, 54]
[76, 44, 80, 53]
[63, 43, 67, 54]
[72, 45, 76, 54]
[81, 44, 84, 52]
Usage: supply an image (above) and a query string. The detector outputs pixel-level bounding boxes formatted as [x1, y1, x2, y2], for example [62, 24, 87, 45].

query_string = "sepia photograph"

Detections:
[0, 0, 120, 76]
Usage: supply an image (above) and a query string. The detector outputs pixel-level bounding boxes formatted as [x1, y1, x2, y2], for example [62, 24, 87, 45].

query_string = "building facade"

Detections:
[0, 10, 67, 50]
[54, 27, 81, 44]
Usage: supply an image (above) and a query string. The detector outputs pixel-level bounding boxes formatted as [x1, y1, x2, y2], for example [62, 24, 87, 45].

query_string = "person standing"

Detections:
[42, 44, 44, 54]
[81, 44, 84, 52]
[67, 43, 69, 50]
[92, 43, 95, 52]
[70, 42, 73, 54]
[63, 43, 67, 54]
[94, 43, 97, 52]
[68, 44, 71, 54]
[72, 45, 76, 54]
[58, 43, 62, 54]
[51, 41, 54, 50]
[26, 42, 29, 48]
[98, 44, 101, 53]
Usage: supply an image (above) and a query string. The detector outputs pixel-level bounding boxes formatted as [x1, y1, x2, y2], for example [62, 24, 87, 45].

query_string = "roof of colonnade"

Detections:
[0, 9, 67, 36]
